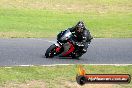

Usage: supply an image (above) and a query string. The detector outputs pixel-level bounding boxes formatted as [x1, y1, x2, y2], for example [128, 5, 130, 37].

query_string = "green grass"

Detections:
[0, 0, 132, 38]
[0, 65, 132, 88]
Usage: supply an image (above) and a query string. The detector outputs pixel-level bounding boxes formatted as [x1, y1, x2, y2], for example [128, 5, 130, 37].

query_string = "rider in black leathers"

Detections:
[67, 21, 93, 56]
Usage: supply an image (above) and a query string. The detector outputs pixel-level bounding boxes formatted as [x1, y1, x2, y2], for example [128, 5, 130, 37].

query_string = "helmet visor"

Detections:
[76, 27, 83, 33]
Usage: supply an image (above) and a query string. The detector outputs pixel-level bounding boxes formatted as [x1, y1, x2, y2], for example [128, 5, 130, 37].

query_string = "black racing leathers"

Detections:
[68, 27, 92, 53]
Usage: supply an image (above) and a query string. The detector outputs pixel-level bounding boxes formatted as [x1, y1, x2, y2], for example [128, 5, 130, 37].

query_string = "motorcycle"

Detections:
[45, 29, 87, 59]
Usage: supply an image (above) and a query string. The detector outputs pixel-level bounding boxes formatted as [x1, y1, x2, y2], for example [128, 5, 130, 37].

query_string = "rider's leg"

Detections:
[81, 42, 89, 53]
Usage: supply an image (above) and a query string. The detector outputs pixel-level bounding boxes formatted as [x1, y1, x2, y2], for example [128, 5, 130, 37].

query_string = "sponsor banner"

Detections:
[76, 74, 131, 85]
[76, 65, 131, 85]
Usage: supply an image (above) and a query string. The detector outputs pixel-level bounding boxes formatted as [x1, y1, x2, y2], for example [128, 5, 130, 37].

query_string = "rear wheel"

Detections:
[71, 52, 83, 59]
[45, 44, 59, 58]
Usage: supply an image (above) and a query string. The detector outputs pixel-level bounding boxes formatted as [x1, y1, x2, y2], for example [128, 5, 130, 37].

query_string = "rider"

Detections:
[68, 21, 93, 55]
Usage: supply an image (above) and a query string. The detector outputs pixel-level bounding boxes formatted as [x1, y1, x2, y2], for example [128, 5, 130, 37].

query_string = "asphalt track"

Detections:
[0, 38, 132, 66]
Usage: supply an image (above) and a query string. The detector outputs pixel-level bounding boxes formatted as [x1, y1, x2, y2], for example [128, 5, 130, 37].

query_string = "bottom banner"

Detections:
[76, 74, 131, 85]
[76, 65, 131, 85]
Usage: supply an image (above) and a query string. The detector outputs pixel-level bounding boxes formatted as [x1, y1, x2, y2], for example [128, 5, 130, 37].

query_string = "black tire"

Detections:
[45, 44, 58, 58]
[71, 52, 83, 59]
[76, 75, 86, 85]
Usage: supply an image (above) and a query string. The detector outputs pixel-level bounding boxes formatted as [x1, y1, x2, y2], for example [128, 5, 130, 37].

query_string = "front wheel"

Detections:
[45, 44, 59, 58]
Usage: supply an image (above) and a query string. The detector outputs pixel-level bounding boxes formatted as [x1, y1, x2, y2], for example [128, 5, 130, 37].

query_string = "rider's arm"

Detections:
[73, 30, 89, 47]
[82, 29, 92, 45]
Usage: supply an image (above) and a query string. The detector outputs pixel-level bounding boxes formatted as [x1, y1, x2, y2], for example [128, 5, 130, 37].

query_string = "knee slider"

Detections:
[82, 49, 87, 53]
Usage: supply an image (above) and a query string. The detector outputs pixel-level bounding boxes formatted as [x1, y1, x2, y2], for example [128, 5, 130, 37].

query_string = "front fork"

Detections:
[54, 41, 63, 53]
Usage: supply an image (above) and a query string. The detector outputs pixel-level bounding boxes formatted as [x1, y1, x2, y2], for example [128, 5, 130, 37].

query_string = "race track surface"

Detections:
[0, 38, 132, 66]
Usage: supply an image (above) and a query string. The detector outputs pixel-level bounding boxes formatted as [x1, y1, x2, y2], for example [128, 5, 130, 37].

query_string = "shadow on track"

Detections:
[42, 55, 80, 60]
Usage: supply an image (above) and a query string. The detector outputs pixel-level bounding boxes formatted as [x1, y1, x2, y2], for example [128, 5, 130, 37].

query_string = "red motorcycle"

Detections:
[45, 29, 86, 59]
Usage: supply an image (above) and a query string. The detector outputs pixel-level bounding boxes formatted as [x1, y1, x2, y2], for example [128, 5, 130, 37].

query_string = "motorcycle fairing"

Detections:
[61, 42, 75, 57]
